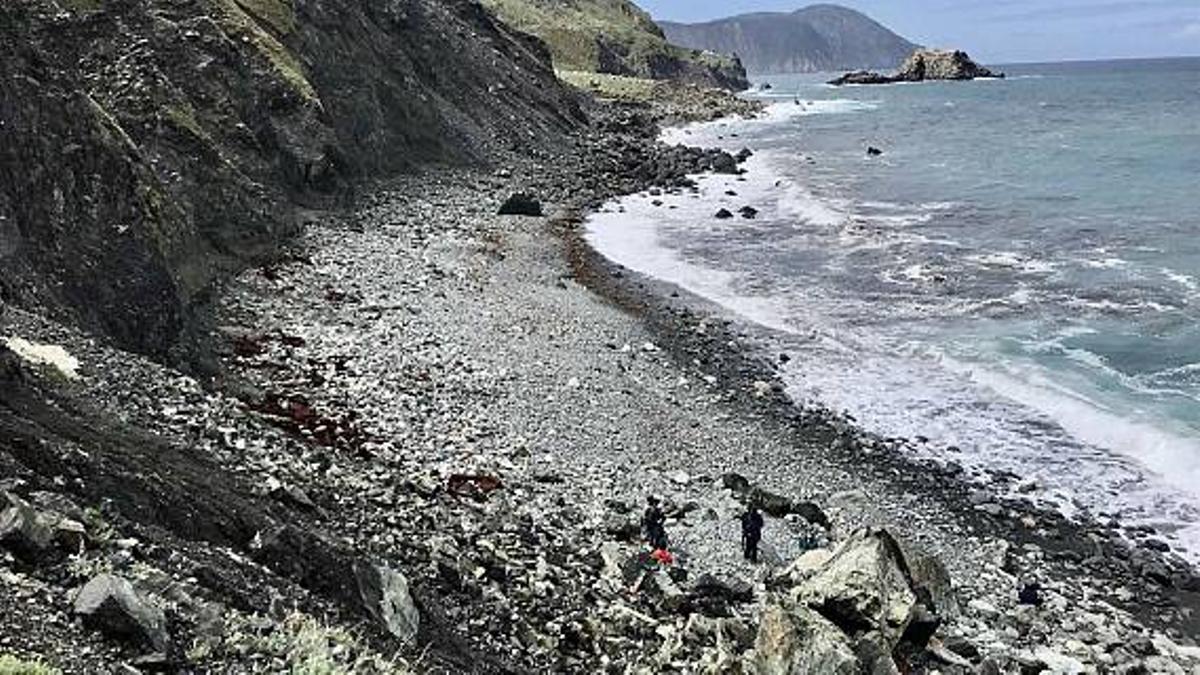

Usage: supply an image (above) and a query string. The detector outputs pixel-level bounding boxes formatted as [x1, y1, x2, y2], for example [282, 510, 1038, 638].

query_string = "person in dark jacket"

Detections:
[740, 503, 765, 563]
[642, 496, 668, 550]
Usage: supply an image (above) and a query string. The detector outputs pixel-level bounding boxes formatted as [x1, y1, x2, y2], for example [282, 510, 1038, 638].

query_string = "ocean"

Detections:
[585, 57, 1200, 561]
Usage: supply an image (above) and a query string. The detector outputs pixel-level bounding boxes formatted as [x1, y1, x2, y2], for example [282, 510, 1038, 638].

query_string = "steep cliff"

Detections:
[0, 0, 584, 360]
[660, 4, 917, 75]
[480, 0, 749, 90]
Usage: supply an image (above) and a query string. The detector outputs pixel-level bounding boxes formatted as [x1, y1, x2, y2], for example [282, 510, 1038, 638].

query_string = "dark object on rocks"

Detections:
[0, 493, 55, 562]
[689, 572, 754, 617]
[941, 635, 981, 662]
[866, 147, 883, 157]
[73, 574, 170, 651]
[722, 472, 752, 494]
[1141, 538, 1171, 553]
[739, 206, 759, 219]
[901, 603, 941, 648]
[604, 514, 641, 542]
[715, 208, 734, 219]
[735, 148, 754, 163]
[721, 473, 830, 528]
[232, 335, 267, 358]
[447, 474, 503, 500]
[830, 48, 1002, 86]
[1018, 580, 1043, 606]
[498, 193, 544, 217]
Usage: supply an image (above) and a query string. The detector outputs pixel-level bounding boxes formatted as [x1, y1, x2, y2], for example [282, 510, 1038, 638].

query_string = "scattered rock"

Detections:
[0, 493, 55, 562]
[866, 147, 883, 157]
[354, 562, 420, 644]
[739, 206, 759, 219]
[754, 603, 860, 674]
[73, 574, 170, 651]
[498, 193, 544, 216]
[715, 208, 734, 219]
[795, 529, 916, 648]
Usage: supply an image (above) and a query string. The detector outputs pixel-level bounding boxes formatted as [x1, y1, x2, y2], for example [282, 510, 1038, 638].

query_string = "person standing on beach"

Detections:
[741, 502, 764, 564]
[642, 496, 668, 550]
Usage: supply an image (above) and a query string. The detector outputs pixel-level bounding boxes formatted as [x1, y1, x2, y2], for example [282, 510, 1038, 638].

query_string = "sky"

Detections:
[639, 1, 1200, 64]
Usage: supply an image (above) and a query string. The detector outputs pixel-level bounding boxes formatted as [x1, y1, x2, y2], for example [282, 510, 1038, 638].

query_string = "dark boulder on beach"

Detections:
[867, 147, 884, 157]
[498, 193, 544, 217]
[715, 208, 735, 219]
[739, 206, 759, 219]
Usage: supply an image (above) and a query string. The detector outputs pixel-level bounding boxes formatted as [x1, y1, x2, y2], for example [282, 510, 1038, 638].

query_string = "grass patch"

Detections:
[193, 611, 414, 674]
[0, 655, 61, 675]
[557, 70, 658, 102]
[207, 0, 317, 103]
[482, 0, 738, 79]
[56, 0, 103, 12]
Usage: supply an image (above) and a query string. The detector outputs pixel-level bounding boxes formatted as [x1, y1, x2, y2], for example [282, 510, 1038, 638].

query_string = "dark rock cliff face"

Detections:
[0, 0, 583, 360]
[660, 4, 917, 75]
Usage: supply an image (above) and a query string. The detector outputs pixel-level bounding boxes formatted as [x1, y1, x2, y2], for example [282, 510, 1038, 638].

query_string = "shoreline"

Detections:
[1, 90, 1198, 672]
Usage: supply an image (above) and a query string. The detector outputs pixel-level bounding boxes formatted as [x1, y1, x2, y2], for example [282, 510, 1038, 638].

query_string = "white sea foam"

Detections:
[660, 99, 878, 147]
[589, 106, 1200, 563]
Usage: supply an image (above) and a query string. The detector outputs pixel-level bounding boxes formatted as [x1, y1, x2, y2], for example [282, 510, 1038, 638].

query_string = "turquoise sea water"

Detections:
[586, 58, 1200, 559]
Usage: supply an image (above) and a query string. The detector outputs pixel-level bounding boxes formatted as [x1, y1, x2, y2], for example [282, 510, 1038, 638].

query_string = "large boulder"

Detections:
[898, 541, 959, 620]
[0, 492, 55, 562]
[354, 562, 420, 644]
[794, 529, 916, 648]
[753, 603, 859, 674]
[73, 574, 170, 652]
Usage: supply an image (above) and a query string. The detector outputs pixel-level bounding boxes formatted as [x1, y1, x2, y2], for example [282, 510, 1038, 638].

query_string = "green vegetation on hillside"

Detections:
[481, 0, 748, 90]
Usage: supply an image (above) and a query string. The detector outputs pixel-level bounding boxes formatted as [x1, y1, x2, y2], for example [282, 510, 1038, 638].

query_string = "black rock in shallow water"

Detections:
[867, 147, 884, 157]
[739, 206, 759, 219]
[498, 193, 543, 216]
[715, 208, 734, 219]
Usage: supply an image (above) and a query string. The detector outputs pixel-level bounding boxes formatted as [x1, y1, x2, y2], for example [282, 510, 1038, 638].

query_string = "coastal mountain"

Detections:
[480, 0, 749, 90]
[659, 4, 918, 75]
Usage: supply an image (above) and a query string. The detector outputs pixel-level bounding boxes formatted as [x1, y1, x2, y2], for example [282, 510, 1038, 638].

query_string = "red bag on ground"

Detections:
[650, 548, 674, 565]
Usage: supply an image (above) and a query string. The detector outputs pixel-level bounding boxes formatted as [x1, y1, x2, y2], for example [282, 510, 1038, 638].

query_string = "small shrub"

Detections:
[0, 654, 62, 675]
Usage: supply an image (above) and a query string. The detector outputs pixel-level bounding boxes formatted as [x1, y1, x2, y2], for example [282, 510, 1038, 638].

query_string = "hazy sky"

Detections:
[640, 1, 1200, 64]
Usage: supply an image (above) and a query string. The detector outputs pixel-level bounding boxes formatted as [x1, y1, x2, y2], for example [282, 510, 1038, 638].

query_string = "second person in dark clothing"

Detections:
[642, 496, 668, 550]
[741, 503, 764, 563]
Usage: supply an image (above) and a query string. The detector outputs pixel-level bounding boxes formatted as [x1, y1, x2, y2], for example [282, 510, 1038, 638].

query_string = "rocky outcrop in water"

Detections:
[829, 48, 1003, 85]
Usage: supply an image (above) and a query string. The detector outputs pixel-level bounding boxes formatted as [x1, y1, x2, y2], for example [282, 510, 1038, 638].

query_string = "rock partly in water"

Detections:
[829, 48, 1002, 86]
[897, 49, 1001, 81]
[715, 208, 735, 219]
[73, 574, 170, 652]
